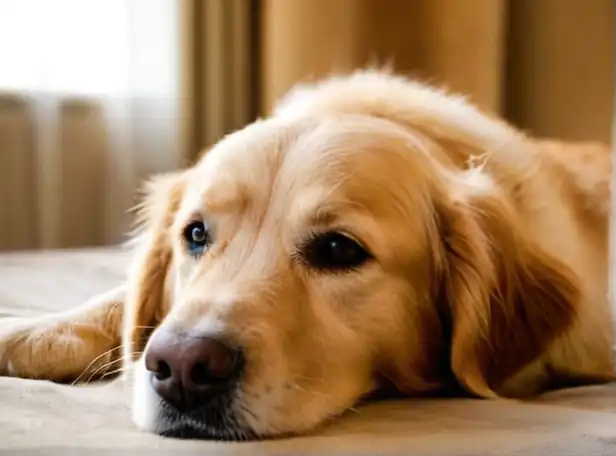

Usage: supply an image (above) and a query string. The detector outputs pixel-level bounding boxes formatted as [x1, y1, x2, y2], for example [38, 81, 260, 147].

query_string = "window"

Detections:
[0, 0, 176, 96]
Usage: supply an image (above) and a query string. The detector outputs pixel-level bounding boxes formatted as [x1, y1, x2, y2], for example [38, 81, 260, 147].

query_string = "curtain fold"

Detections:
[261, 0, 507, 114]
[0, 0, 612, 251]
[0, 0, 187, 250]
[609, 0, 616, 351]
[505, 0, 613, 142]
[0, 0, 259, 251]
[191, 0, 260, 154]
[260, 0, 613, 142]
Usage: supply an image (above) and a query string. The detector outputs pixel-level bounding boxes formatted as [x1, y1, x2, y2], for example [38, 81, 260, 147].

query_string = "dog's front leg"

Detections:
[0, 286, 125, 383]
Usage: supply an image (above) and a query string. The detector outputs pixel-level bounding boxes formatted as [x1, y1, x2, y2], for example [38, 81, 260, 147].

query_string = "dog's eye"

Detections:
[302, 232, 370, 271]
[183, 221, 210, 255]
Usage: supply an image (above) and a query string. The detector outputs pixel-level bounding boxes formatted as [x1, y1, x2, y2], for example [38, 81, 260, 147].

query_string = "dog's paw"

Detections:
[0, 317, 37, 376]
[0, 316, 120, 382]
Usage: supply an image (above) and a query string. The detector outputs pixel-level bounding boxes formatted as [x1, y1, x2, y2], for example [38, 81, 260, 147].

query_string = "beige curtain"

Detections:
[0, 0, 611, 251]
[261, 0, 613, 143]
[610, 1, 615, 341]
[0, 0, 258, 251]
[189, 0, 260, 153]
[0, 0, 186, 250]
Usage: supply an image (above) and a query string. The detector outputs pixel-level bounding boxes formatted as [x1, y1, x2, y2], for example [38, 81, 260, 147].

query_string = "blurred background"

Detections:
[0, 0, 612, 251]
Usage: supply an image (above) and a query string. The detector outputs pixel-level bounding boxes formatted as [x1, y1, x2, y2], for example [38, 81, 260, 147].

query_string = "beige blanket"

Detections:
[2, 248, 616, 454]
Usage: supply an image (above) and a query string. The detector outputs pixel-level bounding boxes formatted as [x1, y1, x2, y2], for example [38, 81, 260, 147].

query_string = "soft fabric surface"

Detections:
[1, 248, 616, 454]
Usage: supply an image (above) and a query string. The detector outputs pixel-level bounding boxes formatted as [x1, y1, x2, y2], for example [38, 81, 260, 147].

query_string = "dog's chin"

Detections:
[156, 408, 257, 441]
[138, 389, 259, 441]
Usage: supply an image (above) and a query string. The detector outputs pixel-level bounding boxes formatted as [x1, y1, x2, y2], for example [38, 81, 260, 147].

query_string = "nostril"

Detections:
[154, 360, 172, 381]
[190, 361, 212, 386]
[188, 346, 242, 387]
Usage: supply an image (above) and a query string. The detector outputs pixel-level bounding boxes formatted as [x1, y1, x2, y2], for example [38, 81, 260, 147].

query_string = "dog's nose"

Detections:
[144, 328, 242, 410]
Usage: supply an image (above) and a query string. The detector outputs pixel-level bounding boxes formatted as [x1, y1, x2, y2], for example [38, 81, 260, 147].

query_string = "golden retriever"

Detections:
[0, 70, 613, 440]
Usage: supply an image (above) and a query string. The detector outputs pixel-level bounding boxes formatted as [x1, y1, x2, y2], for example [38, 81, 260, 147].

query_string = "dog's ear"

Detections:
[122, 171, 187, 364]
[438, 176, 581, 398]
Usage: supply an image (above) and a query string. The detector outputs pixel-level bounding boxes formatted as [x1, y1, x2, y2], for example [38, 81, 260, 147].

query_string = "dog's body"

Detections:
[0, 71, 612, 440]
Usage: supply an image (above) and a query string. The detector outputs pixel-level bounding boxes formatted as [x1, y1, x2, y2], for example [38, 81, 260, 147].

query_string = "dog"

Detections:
[0, 70, 613, 440]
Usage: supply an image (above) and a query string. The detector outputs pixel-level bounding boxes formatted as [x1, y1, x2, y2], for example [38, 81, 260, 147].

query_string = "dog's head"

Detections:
[123, 72, 580, 440]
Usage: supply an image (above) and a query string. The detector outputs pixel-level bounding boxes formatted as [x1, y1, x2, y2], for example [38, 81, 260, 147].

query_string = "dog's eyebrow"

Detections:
[179, 170, 247, 219]
[288, 191, 363, 233]
[200, 175, 247, 216]
[304, 206, 339, 228]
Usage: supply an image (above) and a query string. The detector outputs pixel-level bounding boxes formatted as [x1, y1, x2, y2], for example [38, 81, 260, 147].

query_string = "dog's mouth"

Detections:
[157, 413, 259, 441]
[158, 420, 257, 441]
[155, 395, 259, 441]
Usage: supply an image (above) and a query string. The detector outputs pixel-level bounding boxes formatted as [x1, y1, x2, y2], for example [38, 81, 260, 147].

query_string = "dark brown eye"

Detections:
[301, 232, 370, 271]
[183, 221, 210, 255]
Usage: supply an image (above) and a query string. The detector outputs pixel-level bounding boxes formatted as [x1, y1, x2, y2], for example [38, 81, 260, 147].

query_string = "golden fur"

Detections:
[0, 71, 613, 439]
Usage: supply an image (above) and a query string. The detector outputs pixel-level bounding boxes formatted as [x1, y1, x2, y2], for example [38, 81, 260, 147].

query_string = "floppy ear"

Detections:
[122, 171, 186, 364]
[438, 177, 581, 398]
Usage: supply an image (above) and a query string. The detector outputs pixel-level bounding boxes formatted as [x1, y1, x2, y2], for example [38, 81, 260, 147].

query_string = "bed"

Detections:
[2, 248, 616, 454]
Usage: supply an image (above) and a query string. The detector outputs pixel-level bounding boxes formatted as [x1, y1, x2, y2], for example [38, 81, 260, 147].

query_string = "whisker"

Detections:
[75, 350, 143, 385]
[345, 406, 363, 416]
[100, 365, 129, 380]
[290, 382, 362, 416]
[293, 374, 326, 384]
[237, 404, 259, 422]
[71, 345, 122, 385]
[292, 383, 329, 397]
[83, 358, 123, 385]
